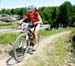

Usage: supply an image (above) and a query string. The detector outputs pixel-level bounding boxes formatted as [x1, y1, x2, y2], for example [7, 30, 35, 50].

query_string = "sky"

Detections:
[0, 0, 75, 10]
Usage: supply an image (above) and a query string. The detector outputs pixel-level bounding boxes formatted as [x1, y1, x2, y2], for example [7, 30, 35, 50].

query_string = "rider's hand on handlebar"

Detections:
[39, 22, 43, 25]
[17, 21, 22, 25]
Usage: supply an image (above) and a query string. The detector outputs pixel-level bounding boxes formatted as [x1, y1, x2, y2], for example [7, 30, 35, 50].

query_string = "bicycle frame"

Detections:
[20, 23, 35, 44]
[13, 23, 40, 62]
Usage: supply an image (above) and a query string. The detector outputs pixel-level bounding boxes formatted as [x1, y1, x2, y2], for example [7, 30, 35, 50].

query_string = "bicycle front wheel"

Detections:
[13, 33, 28, 62]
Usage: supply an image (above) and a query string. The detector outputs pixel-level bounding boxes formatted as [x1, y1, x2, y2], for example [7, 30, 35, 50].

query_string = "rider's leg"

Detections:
[34, 24, 40, 45]
[34, 29, 38, 44]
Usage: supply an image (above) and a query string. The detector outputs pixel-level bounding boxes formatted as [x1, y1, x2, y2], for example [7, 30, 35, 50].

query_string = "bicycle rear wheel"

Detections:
[13, 33, 28, 62]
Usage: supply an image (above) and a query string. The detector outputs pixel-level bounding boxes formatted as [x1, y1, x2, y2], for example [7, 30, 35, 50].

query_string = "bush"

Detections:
[70, 28, 75, 51]
[70, 28, 75, 40]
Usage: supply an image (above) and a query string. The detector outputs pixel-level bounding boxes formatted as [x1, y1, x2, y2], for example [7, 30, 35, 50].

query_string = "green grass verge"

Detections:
[40, 27, 72, 37]
[0, 27, 72, 46]
[43, 35, 70, 66]
[0, 22, 18, 28]
[0, 32, 20, 46]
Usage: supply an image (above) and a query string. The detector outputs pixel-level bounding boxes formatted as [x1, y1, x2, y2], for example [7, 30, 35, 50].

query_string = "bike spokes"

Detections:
[13, 34, 28, 62]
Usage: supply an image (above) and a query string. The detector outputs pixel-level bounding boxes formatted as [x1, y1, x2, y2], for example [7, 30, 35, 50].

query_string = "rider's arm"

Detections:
[18, 16, 28, 24]
[34, 12, 43, 24]
[34, 15, 43, 24]
[38, 15, 43, 24]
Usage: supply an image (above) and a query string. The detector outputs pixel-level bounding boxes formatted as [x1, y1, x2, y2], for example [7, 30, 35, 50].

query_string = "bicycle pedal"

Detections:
[28, 48, 36, 52]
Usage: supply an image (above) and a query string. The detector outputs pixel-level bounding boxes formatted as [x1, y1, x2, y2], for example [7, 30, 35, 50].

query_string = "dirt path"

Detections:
[0, 31, 71, 66]
[0, 29, 21, 34]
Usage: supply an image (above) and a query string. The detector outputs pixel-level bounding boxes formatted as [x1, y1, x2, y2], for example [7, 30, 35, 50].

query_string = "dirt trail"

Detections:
[0, 29, 21, 34]
[0, 31, 70, 66]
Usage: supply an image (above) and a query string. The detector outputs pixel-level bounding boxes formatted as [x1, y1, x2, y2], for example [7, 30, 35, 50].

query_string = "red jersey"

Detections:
[25, 11, 40, 23]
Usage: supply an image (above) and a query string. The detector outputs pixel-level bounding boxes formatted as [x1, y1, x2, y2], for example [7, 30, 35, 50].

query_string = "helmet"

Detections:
[27, 5, 35, 12]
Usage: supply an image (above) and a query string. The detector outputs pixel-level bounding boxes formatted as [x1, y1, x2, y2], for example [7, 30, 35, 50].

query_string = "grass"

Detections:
[69, 28, 75, 63]
[0, 32, 20, 46]
[40, 27, 72, 37]
[0, 27, 72, 46]
[43, 35, 70, 66]
[0, 22, 18, 28]
[24, 33, 71, 66]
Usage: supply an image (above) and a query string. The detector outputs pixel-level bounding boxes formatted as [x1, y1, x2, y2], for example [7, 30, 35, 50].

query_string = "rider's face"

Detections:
[29, 10, 34, 14]
[29, 11, 33, 13]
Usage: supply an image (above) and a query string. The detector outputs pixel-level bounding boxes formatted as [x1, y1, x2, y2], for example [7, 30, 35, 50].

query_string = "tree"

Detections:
[51, 7, 59, 28]
[0, 1, 74, 28]
[59, 1, 73, 27]
[71, 5, 75, 27]
[11, 9, 16, 14]
[1, 9, 6, 14]
[0, 10, 2, 14]
[6, 9, 11, 15]
[18, 8, 26, 18]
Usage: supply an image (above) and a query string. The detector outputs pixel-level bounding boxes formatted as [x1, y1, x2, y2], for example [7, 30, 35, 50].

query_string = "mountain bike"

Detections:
[13, 23, 40, 62]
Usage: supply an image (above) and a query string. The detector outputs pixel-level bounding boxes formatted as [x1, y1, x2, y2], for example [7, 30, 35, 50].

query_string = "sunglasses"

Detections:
[29, 11, 33, 13]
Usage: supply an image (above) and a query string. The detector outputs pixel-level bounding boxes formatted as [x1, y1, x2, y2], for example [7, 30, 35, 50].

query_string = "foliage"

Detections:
[0, 1, 75, 28]
[69, 28, 75, 63]
[70, 28, 75, 37]
[58, 1, 73, 27]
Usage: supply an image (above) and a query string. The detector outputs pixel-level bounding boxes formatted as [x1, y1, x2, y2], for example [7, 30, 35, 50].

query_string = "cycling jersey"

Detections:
[25, 11, 40, 23]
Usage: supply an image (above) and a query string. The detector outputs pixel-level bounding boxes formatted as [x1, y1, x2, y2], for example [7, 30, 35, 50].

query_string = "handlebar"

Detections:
[17, 21, 43, 29]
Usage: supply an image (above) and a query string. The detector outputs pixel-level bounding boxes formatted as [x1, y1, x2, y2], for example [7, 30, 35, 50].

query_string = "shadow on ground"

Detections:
[5, 47, 36, 66]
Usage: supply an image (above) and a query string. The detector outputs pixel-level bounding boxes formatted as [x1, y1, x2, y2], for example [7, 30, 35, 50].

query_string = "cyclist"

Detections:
[18, 5, 43, 47]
